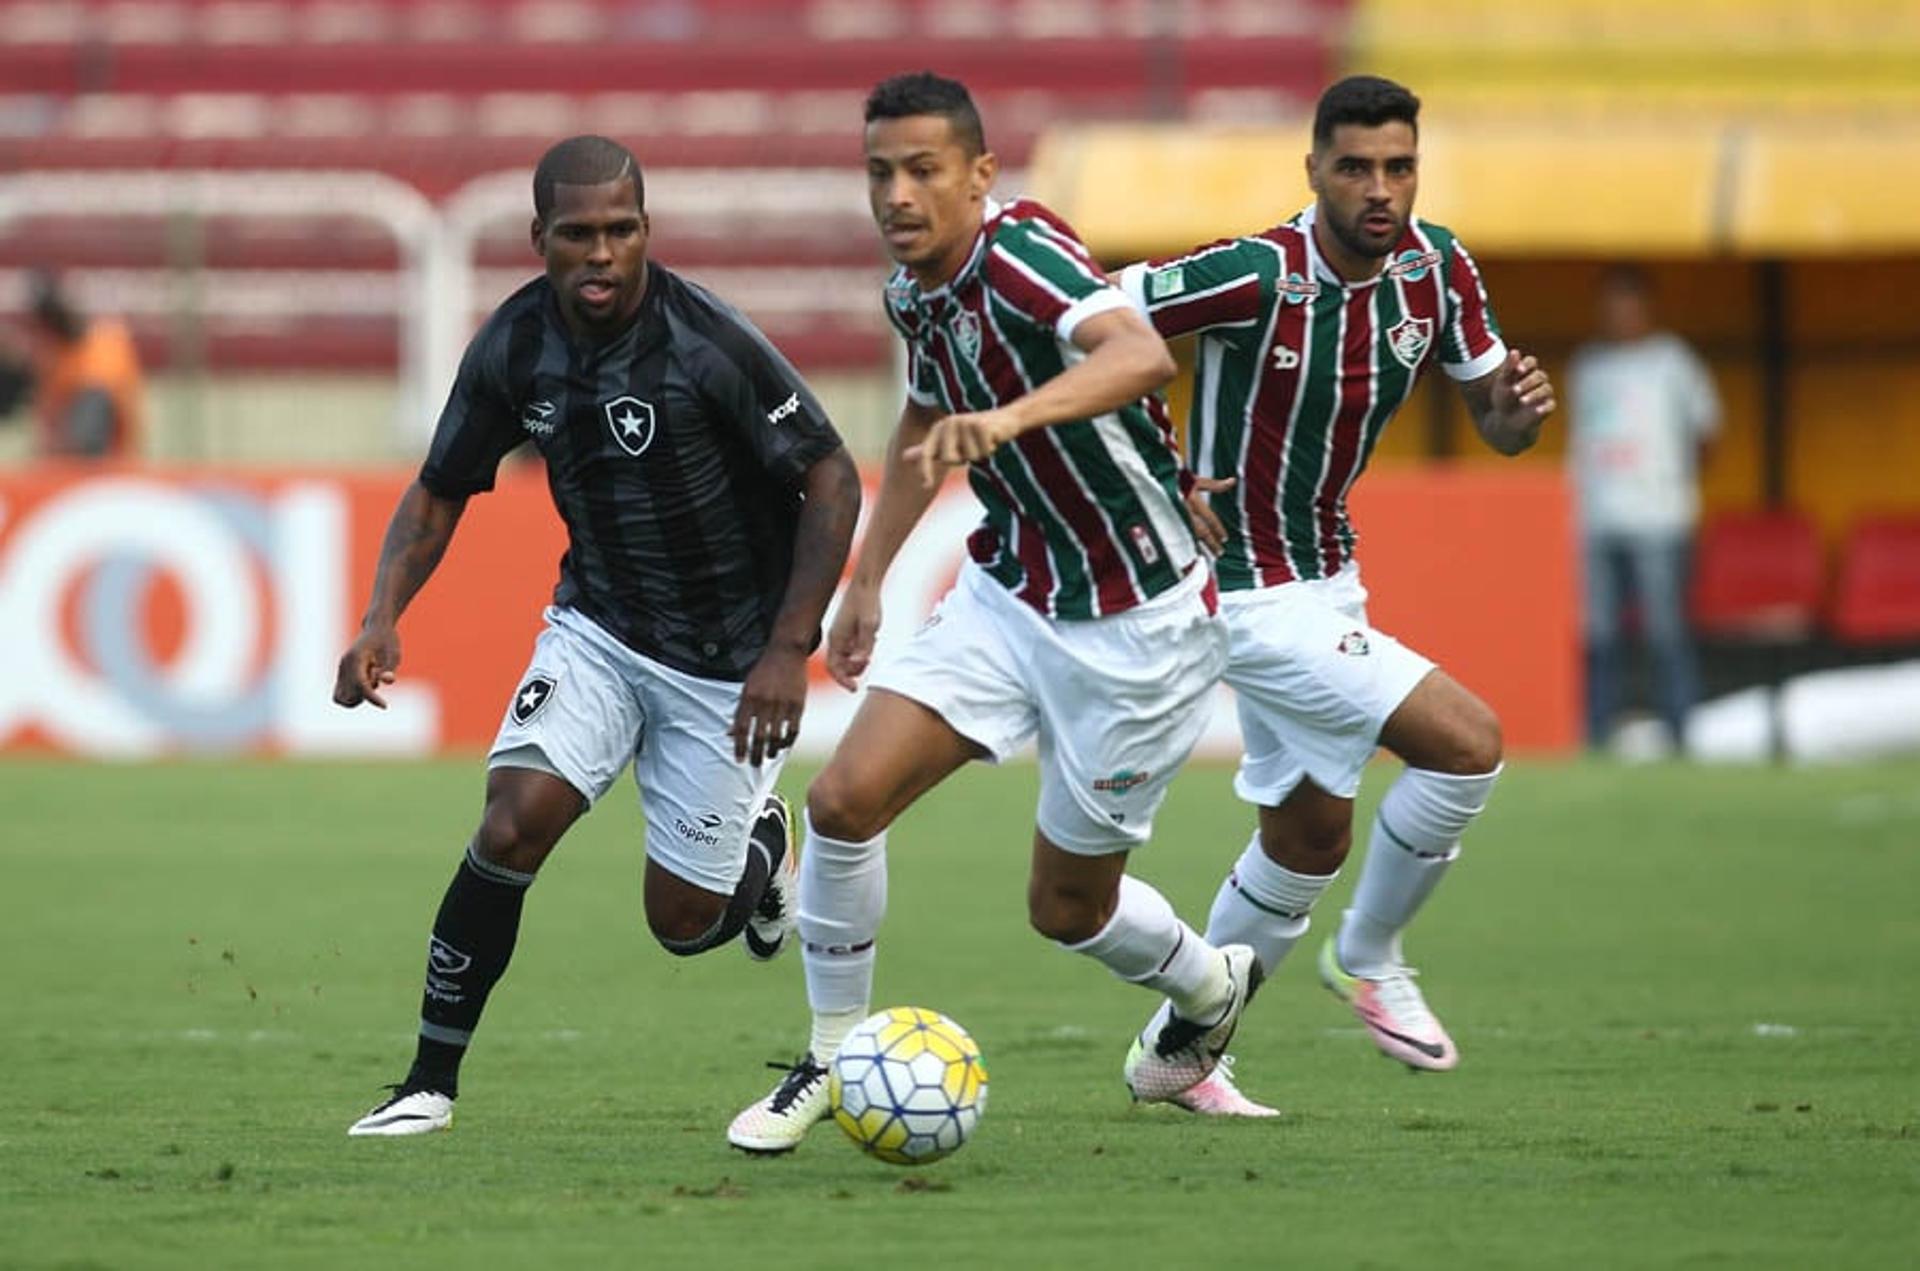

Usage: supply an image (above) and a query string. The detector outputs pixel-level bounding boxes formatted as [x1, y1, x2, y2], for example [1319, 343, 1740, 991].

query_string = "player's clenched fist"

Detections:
[904, 408, 1019, 487]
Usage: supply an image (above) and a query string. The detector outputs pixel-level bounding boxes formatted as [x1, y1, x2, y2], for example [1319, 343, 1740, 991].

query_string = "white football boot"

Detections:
[1123, 944, 1260, 1102]
[347, 1086, 454, 1137]
[727, 1055, 830, 1154]
[1318, 939, 1459, 1071]
[1166, 1056, 1282, 1118]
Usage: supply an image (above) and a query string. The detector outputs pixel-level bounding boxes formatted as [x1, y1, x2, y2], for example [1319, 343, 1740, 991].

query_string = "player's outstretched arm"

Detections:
[826, 400, 944, 691]
[332, 480, 467, 710]
[1462, 348, 1556, 456]
[731, 444, 861, 765]
[904, 308, 1174, 486]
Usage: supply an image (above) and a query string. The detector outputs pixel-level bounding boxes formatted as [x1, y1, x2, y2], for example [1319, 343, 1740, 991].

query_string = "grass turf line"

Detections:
[2, 757, 1917, 1269]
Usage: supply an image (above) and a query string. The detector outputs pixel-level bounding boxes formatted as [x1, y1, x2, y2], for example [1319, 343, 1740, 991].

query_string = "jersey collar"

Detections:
[905, 195, 1001, 303]
[1298, 202, 1393, 289]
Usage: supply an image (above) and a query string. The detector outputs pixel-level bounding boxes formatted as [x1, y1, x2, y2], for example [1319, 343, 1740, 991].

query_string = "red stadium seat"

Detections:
[1827, 516, 1920, 645]
[1690, 509, 1825, 640]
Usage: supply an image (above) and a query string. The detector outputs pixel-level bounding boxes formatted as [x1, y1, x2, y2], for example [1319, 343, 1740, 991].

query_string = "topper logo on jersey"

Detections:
[0, 477, 439, 755]
[520, 399, 557, 437]
[1387, 317, 1433, 369]
[604, 396, 656, 456]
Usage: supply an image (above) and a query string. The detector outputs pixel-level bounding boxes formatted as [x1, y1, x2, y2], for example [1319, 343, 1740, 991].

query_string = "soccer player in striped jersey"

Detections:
[1115, 76, 1556, 1109]
[728, 72, 1262, 1152]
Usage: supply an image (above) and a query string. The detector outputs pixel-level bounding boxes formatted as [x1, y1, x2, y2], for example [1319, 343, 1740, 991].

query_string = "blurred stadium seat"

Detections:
[1826, 517, 1920, 647]
[1691, 509, 1825, 642]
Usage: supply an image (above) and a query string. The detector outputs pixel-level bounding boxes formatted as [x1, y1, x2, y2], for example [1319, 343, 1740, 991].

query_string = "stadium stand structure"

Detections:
[1351, 0, 1920, 116]
[0, 0, 1344, 377]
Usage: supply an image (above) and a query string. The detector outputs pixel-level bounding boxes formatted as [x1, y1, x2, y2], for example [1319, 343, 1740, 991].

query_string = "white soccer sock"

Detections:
[1063, 875, 1229, 1023]
[797, 811, 887, 1062]
[808, 1007, 867, 1067]
[1205, 832, 1340, 978]
[1338, 765, 1502, 976]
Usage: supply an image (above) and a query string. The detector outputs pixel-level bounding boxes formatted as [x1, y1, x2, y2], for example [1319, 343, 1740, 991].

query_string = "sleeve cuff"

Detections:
[1445, 339, 1508, 382]
[1116, 263, 1152, 317]
[417, 467, 492, 498]
[1056, 287, 1133, 346]
[774, 432, 845, 484]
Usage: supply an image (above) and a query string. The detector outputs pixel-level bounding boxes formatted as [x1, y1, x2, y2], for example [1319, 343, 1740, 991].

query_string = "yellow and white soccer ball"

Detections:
[828, 1007, 988, 1165]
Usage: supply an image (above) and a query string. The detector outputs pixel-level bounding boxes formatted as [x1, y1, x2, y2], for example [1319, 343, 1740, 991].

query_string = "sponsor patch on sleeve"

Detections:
[1148, 266, 1186, 300]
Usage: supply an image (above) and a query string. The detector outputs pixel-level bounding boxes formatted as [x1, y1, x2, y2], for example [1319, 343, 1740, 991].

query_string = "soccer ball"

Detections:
[829, 1007, 988, 1165]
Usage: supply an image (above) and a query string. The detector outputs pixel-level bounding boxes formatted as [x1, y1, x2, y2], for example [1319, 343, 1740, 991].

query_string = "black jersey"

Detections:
[420, 267, 844, 681]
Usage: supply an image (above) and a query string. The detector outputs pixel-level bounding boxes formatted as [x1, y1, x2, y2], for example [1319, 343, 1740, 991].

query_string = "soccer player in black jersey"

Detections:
[334, 136, 860, 1137]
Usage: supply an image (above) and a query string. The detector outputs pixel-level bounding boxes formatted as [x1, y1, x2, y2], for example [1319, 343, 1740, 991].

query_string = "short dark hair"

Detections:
[864, 71, 986, 156]
[1312, 75, 1421, 149]
[533, 135, 642, 219]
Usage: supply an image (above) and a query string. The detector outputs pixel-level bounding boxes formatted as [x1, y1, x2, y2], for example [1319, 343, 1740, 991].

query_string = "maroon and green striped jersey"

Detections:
[1120, 205, 1506, 590]
[885, 196, 1198, 620]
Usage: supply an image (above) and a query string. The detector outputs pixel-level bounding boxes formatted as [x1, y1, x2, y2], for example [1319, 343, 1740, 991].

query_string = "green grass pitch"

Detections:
[3, 756, 1917, 1269]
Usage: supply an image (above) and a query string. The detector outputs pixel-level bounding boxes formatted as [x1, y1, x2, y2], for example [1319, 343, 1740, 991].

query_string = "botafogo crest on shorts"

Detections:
[509, 674, 557, 726]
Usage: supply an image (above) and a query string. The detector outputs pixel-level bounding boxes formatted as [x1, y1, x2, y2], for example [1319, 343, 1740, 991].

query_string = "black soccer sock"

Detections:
[404, 843, 534, 1097]
[656, 831, 772, 957]
[740, 802, 788, 916]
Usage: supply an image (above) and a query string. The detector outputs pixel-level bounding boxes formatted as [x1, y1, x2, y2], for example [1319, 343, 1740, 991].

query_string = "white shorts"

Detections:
[868, 562, 1228, 854]
[1224, 562, 1435, 804]
[487, 606, 782, 895]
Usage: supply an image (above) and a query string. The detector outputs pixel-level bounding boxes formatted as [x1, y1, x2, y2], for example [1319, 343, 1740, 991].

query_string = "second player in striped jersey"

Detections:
[1114, 76, 1556, 1110]
[1125, 198, 1505, 590]
[729, 72, 1261, 1152]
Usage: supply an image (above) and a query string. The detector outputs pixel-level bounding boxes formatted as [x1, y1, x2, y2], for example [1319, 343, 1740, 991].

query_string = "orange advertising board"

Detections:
[1347, 465, 1581, 755]
[0, 464, 1577, 757]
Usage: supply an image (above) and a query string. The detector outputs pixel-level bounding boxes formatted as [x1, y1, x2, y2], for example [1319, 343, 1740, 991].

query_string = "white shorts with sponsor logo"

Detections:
[867, 561, 1227, 854]
[487, 605, 782, 895]
[1224, 561, 1435, 804]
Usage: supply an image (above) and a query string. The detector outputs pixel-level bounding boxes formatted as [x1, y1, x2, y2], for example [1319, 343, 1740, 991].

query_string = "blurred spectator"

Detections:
[1568, 264, 1720, 751]
[0, 272, 145, 460]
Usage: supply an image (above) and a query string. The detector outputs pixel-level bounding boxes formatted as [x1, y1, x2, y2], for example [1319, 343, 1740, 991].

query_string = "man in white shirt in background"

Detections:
[1568, 264, 1721, 753]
